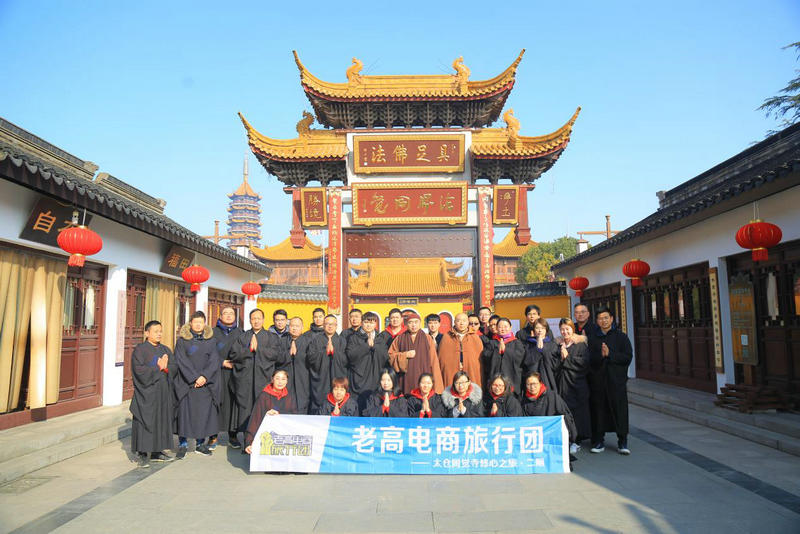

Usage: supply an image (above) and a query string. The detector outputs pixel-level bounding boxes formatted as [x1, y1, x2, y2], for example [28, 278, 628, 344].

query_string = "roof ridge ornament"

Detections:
[452, 56, 471, 93]
[503, 108, 521, 148]
[346, 57, 363, 84]
[296, 111, 315, 138]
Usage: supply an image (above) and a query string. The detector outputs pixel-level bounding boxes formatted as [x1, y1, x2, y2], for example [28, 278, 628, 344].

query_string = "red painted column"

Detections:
[477, 187, 495, 307]
[514, 185, 534, 246]
[287, 187, 306, 248]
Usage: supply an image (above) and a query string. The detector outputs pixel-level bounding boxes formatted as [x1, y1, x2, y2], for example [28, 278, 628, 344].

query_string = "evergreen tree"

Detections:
[515, 236, 581, 283]
[758, 41, 800, 133]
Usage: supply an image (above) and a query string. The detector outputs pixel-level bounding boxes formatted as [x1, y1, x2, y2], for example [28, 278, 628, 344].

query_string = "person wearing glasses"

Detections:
[442, 370, 483, 418]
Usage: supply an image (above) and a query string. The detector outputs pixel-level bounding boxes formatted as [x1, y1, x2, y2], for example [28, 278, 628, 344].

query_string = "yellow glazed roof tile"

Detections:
[250, 236, 323, 261]
[349, 258, 472, 296]
[472, 107, 581, 157]
[239, 112, 348, 161]
[493, 230, 536, 258]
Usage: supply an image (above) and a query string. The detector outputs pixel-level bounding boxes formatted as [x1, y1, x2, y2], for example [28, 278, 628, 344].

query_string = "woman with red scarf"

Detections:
[362, 368, 408, 417]
[244, 369, 297, 454]
[520, 372, 577, 445]
[483, 318, 524, 395]
[441, 371, 483, 418]
[483, 374, 523, 417]
[406, 373, 446, 418]
[317, 376, 359, 416]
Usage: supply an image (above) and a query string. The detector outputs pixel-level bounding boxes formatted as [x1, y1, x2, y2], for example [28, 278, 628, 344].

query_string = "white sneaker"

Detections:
[569, 443, 580, 454]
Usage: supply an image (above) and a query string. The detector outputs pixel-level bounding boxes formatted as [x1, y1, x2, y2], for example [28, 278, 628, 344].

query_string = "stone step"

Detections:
[0, 402, 132, 484]
[627, 379, 800, 440]
[629, 388, 800, 457]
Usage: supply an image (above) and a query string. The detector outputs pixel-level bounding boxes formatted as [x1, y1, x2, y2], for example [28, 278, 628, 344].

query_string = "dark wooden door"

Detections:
[727, 239, 800, 394]
[123, 273, 147, 401]
[633, 262, 716, 392]
[59, 264, 105, 407]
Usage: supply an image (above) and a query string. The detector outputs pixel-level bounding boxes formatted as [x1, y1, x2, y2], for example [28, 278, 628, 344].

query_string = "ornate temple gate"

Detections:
[242, 50, 579, 321]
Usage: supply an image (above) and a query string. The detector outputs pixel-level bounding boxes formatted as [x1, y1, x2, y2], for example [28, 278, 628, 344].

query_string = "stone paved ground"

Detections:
[1, 405, 799, 534]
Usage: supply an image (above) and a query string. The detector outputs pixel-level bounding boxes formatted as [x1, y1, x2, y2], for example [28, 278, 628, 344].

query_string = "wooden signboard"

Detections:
[353, 135, 465, 174]
[160, 245, 195, 277]
[19, 196, 93, 248]
[300, 187, 327, 227]
[492, 185, 519, 225]
[729, 273, 758, 365]
[709, 267, 724, 373]
[352, 183, 467, 226]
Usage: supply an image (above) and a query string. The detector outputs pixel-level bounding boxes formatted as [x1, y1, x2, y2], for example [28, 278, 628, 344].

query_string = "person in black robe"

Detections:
[300, 307, 325, 344]
[483, 318, 524, 396]
[553, 318, 591, 445]
[231, 309, 288, 441]
[573, 303, 601, 338]
[307, 314, 348, 414]
[173, 311, 221, 458]
[587, 307, 633, 455]
[382, 308, 407, 348]
[521, 372, 578, 445]
[346, 312, 390, 410]
[516, 304, 555, 341]
[406, 373, 446, 418]
[341, 308, 362, 343]
[130, 320, 175, 467]
[276, 317, 311, 415]
[477, 306, 493, 338]
[317, 376, 359, 416]
[441, 371, 483, 418]
[211, 306, 243, 449]
[425, 313, 443, 348]
[484, 374, 523, 417]
[520, 318, 558, 394]
[362, 368, 408, 417]
[244, 369, 298, 454]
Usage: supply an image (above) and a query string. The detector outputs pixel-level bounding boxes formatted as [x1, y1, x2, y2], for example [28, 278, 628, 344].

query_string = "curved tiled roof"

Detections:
[472, 107, 581, 158]
[493, 230, 536, 258]
[250, 236, 324, 262]
[293, 50, 525, 101]
[239, 113, 348, 162]
[349, 258, 472, 297]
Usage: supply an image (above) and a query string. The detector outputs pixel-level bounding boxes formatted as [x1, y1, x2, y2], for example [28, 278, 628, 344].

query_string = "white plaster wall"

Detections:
[0, 180, 262, 407]
[558, 184, 800, 391]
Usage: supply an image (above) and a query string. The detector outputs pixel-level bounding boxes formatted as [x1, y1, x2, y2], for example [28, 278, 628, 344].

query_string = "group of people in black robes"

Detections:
[129, 301, 633, 468]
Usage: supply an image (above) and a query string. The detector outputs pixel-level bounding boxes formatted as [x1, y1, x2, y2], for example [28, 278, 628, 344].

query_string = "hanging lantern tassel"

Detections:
[182, 265, 210, 292]
[242, 281, 261, 301]
[622, 259, 650, 287]
[735, 219, 782, 262]
[57, 225, 103, 267]
[568, 276, 589, 297]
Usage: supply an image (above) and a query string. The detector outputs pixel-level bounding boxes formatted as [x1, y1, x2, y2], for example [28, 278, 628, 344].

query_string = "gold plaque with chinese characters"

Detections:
[300, 187, 327, 227]
[352, 183, 467, 226]
[353, 135, 465, 174]
[492, 185, 519, 225]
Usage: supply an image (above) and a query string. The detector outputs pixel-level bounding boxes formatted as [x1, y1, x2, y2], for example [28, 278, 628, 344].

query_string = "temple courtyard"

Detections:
[1, 403, 798, 534]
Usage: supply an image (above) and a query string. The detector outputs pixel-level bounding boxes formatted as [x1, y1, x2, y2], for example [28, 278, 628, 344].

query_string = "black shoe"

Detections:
[228, 438, 242, 449]
[590, 442, 605, 453]
[150, 452, 175, 462]
[176, 446, 187, 460]
[137, 454, 150, 468]
[195, 444, 212, 456]
[618, 441, 631, 455]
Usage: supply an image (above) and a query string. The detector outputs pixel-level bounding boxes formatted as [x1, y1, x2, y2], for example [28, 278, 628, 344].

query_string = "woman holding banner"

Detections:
[442, 371, 483, 418]
[362, 368, 408, 417]
[406, 373, 446, 418]
[317, 377, 359, 416]
[244, 369, 297, 454]
[484, 374, 523, 417]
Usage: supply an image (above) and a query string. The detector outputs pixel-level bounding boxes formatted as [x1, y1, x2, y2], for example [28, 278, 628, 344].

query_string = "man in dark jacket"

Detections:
[587, 307, 633, 455]
[307, 315, 348, 414]
[346, 312, 390, 410]
[342, 308, 362, 342]
[426, 313, 443, 347]
[574, 303, 601, 338]
[210, 307, 243, 449]
[301, 307, 326, 343]
[276, 317, 311, 414]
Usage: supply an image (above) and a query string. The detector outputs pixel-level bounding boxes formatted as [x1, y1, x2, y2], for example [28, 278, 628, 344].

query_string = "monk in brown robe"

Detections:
[388, 312, 444, 395]
[438, 312, 484, 388]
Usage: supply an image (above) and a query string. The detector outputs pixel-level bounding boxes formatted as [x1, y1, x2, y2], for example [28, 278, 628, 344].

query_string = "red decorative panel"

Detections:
[493, 185, 518, 225]
[327, 190, 342, 314]
[478, 188, 494, 307]
[353, 135, 465, 174]
[352, 183, 467, 226]
[300, 187, 327, 227]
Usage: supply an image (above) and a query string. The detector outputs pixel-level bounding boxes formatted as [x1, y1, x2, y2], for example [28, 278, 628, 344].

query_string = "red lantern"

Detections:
[241, 281, 261, 301]
[182, 265, 210, 292]
[569, 276, 589, 297]
[735, 219, 782, 261]
[57, 225, 103, 267]
[622, 259, 650, 287]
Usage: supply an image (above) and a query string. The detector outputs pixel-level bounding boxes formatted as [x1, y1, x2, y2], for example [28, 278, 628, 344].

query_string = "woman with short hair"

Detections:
[441, 370, 483, 418]
[483, 374, 523, 417]
[317, 377, 359, 416]
[244, 369, 297, 455]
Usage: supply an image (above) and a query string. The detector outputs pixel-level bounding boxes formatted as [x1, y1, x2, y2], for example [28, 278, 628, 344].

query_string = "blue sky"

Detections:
[1, 1, 798, 249]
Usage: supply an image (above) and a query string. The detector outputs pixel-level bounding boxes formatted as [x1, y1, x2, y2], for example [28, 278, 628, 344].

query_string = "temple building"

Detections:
[493, 230, 533, 285]
[226, 157, 262, 251]
[250, 234, 324, 285]
[240, 50, 577, 325]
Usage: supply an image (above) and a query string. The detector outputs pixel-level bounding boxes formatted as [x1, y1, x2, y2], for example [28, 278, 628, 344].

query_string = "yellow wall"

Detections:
[257, 299, 327, 328]
[494, 295, 571, 324]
